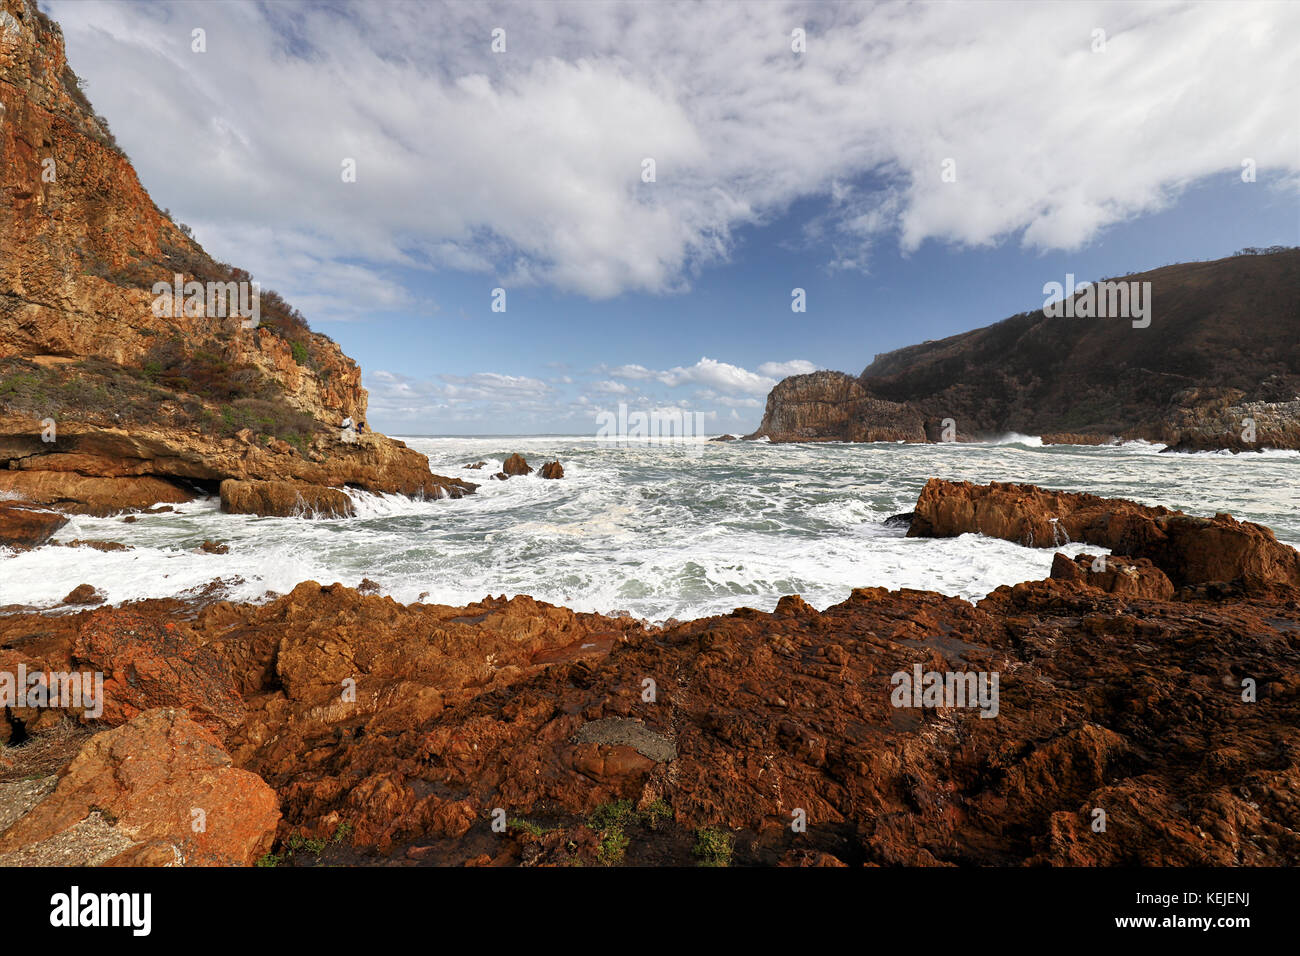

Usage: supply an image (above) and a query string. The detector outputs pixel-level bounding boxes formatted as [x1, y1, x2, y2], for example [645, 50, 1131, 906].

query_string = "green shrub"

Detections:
[693, 827, 734, 867]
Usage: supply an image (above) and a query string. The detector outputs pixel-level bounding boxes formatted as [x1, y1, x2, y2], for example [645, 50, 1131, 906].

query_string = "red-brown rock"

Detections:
[0, 708, 279, 866]
[72, 607, 245, 737]
[0, 499, 67, 548]
[910, 479, 1300, 590]
[502, 453, 533, 476]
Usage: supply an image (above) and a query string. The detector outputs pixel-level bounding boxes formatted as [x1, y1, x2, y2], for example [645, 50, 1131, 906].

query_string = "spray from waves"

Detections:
[978, 433, 1044, 447]
[2, 436, 1295, 620]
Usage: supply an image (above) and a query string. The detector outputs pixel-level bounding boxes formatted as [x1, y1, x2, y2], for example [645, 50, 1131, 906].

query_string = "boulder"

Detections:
[502, 453, 533, 476]
[1049, 552, 1175, 601]
[0, 472, 195, 516]
[0, 709, 279, 867]
[219, 479, 354, 518]
[539, 461, 564, 479]
[0, 500, 67, 549]
[62, 583, 105, 606]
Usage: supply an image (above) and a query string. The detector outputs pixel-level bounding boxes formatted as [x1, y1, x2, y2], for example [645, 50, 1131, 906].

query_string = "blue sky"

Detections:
[49, 0, 1300, 434]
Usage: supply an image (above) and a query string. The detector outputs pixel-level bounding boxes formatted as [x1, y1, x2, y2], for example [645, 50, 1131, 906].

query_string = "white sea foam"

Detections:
[2, 437, 1295, 621]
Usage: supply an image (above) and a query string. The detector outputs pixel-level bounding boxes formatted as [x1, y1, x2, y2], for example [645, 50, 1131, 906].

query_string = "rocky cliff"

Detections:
[0, 0, 472, 513]
[751, 249, 1300, 450]
[748, 370, 925, 443]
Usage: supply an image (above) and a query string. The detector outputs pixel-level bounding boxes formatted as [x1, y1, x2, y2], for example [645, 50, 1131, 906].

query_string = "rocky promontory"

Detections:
[0, 0, 470, 515]
[747, 371, 926, 443]
[749, 250, 1300, 451]
[3, 479, 1297, 866]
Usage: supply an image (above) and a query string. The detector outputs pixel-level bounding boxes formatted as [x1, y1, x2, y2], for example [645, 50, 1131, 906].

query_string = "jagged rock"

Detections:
[219, 479, 354, 518]
[909, 478, 1300, 590]
[0, 708, 279, 866]
[464, 461, 487, 469]
[1049, 552, 1174, 600]
[1041, 433, 1119, 446]
[502, 453, 533, 476]
[539, 461, 564, 479]
[64, 539, 130, 552]
[72, 607, 246, 737]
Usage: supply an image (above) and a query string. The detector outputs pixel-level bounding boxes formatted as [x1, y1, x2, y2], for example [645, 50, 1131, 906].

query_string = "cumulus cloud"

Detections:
[49, 0, 1300, 309]
[757, 359, 818, 378]
[604, 356, 819, 395]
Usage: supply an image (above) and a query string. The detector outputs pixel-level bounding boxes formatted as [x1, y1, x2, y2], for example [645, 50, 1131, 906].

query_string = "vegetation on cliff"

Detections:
[753, 248, 1300, 449]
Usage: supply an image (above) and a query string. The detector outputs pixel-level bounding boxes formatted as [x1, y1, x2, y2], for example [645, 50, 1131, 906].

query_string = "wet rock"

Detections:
[539, 461, 564, 479]
[910, 479, 1300, 590]
[0, 500, 68, 549]
[0, 473, 194, 517]
[464, 461, 487, 470]
[64, 539, 130, 552]
[62, 584, 105, 606]
[219, 479, 354, 518]
[200, 540, 229, 554]
[502, 453, 533, 477]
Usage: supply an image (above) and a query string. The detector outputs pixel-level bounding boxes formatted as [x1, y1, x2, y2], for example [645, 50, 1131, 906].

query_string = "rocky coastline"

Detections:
[2, 478, 1298, 867]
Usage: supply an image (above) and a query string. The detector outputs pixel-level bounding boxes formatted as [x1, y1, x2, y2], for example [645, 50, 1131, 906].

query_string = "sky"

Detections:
[47, 0, 1300, 435]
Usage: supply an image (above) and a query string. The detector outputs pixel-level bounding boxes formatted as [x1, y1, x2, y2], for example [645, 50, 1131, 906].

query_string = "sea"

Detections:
[3, 436, 1297, 622]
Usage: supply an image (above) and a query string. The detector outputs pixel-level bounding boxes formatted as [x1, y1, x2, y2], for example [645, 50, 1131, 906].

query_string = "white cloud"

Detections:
[49, 0, 1300, 306]
[756, 359, 818, 378]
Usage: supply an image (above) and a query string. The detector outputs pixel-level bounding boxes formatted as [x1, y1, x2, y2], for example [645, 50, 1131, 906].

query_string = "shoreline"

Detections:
[3, 478, 1299, 867]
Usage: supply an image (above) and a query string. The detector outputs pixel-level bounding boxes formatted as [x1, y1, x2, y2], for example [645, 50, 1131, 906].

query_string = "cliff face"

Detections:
[752, 250, 1300, 449]
[748, 371, 925, 443]
[0, 0, 471, 512]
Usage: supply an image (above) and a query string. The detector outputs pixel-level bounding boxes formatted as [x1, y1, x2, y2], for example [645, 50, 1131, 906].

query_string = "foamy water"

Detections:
[3, 437, 1297, 621]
